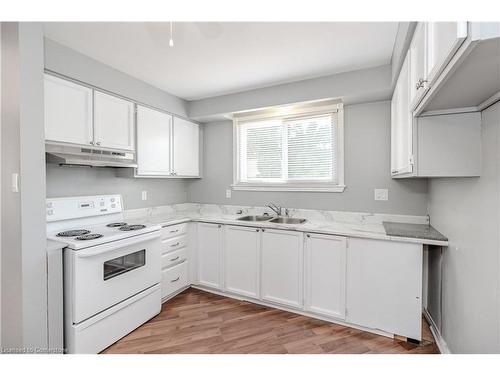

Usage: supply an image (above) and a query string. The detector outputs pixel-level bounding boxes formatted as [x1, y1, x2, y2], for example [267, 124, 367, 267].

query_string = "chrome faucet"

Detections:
[267, 203, 288, 217]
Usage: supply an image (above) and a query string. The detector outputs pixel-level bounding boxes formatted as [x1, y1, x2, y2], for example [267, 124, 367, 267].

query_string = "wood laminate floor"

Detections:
[102, 288, 439, 354]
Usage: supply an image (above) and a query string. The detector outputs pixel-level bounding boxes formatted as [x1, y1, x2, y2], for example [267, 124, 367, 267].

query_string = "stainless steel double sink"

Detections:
[236, 215, 306, 224]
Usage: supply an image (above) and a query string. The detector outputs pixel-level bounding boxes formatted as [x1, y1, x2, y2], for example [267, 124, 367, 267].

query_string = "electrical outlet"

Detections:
[374, 189, 388, 201]
[226, 189, 232, 198]
[141, 191, 148, 201]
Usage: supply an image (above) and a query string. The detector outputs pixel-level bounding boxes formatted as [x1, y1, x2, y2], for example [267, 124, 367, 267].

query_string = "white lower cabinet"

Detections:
[189, 222, 425, 340]
[304, 233, 346, 320]
[260, 229, 303, 309]
[224, 225, 260, 298]
[196, 223, 223, 290]
[161, 261, 188, 298]
[346, 237, 423, 340]
[160, 223, 190, 301]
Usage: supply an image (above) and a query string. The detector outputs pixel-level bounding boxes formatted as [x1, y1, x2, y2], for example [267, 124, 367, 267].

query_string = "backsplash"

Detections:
[124, 203, 429, 225]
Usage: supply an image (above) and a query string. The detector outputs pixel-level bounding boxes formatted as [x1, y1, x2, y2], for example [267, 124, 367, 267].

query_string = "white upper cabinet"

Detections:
[196, 223, 223, 290]
[173, 117, 200, 177]
[391, 52, 413, 176]
[93, 91, 135, 151]
[426, 22, 467, 87]
[304, 233, 346, 320]
[409, 23, 428, 109]
[224, 225, 260, 299]
[261, 229, 303, 309]
[44, 74, 93, 146]
[136, 105, 173, 176]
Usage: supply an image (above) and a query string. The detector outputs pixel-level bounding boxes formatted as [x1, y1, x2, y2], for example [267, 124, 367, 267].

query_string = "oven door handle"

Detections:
[77, 231, 160, 258]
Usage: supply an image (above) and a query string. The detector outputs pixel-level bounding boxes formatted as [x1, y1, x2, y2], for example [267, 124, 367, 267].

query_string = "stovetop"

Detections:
[47, 221, 160, 250]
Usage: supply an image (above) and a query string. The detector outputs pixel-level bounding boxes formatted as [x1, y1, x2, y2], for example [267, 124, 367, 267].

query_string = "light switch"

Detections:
[142, 191, 148, 201]
[374, 189, 388, 201]
[11, 173, 19, 193]
[226, 189, 232, 198]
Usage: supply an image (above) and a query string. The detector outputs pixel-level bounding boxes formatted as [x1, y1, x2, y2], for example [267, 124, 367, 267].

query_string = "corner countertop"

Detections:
[382, 222, 448, 243]
[125, 210, 449, 247]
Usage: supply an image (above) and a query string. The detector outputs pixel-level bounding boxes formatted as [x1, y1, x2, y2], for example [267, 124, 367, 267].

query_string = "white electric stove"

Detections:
[46, 195, 162, 354]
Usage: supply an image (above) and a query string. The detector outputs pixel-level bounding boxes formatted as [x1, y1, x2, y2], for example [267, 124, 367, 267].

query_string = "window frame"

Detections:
[232, 102, 345, 192]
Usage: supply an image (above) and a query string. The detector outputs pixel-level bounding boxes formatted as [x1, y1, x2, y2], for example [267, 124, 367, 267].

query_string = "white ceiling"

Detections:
[43, 22, 398, 101]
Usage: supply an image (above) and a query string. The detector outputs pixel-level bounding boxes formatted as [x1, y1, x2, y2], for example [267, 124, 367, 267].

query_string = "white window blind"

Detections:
[237, 112, 340, 188]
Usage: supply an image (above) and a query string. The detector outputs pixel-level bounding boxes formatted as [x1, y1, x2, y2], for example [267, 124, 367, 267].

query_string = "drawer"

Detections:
[161, 247, 188, 269]
[161, 223, 188, 240]
[161, 235, 187, 254]
[162, 261, 188, 298]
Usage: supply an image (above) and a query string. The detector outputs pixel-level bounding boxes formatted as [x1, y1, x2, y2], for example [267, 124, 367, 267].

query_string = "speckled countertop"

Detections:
[124, 204, 449, 246]
[382, 222, 448, 242]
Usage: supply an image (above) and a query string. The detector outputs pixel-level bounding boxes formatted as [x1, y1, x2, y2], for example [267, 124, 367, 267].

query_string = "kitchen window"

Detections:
[232, 101, 344, 192]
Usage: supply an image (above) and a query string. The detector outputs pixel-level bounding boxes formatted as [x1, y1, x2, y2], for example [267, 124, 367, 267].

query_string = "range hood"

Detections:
[46, 144, 137, 168]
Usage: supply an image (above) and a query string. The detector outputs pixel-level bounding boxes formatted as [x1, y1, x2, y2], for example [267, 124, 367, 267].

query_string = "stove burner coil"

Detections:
[75, 233, 104, 240]
[57, 229, 90, 237]
[119, 225, 146, 231]
[106, 222, 128, 228]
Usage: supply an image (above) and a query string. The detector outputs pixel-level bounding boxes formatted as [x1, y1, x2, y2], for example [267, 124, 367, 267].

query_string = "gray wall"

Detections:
[1, 22, 47, 350]
[46, 165, 187, 210]
[427, 101, 500, 353]
[44, 39, 189, 208]
[187, 101, 428, 215]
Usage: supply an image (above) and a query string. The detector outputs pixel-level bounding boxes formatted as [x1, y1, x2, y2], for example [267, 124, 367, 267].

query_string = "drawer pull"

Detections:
[169, 229, 179, 233]
[170, 242, 180, 247]
[171, 276, 180, 283]
[170, 256, 180, 262]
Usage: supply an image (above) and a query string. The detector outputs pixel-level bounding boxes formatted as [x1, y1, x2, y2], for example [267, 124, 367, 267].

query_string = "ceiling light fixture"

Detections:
[169, 21, 174, 47]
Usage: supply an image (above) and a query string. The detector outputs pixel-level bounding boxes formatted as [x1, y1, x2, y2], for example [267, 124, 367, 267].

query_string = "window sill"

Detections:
[231, 184, 346, 193]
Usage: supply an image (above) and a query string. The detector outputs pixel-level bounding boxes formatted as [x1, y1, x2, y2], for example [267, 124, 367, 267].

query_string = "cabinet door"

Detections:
[346, 238, 423, 340]
[391, 52, 413, 176]
[173, 117, 200, 177]
[261, 229, 303, 308]
[426, 22, 467, 85]
[304, 233, 346, 320]
[93, 91, 135, 151]
[44, 74, 93, 146]
[197, 223, 222, 289]
[224, 226, 260, 298]
[136, 105, 172, 176]
[409, 23, 427, 109]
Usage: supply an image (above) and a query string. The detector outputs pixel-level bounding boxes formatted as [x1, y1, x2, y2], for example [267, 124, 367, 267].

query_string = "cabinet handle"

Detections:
[306, 234, 311, 238]
[96, 142, 101, 146]
[218, 224, 222, 228]
[170, 242, 180, 247]
[169, 229, 179, 233]
[261, 228, 265, 232]
[171, 276, 180, 283]
[170, 256, 180, 262]
[89, 141, 94, 145]
[391, 169, 398, 174]
[256, 229, 260, 232]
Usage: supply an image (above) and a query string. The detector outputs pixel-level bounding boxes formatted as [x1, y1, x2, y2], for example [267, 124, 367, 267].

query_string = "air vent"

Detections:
[111, 152, 126, 156]
[101, 151, 111, 155]
[81, 148, 91, 153]
[92, 150, 102, 154]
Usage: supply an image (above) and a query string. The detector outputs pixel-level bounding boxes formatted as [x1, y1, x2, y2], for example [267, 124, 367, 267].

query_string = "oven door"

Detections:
[68, 231, 161, 324]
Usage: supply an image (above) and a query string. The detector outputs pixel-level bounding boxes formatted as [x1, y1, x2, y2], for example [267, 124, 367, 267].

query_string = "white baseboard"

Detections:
[423, 309, 451, 354]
